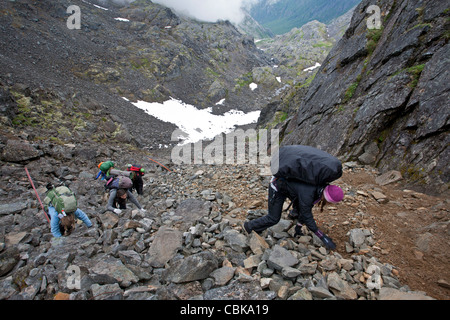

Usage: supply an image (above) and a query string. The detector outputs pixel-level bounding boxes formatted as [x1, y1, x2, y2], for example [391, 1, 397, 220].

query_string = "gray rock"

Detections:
[118, 250, 142, 266]
[0, 276, 18, 300]
[375, 170, 403, 186]
[210, 266, 236, 286]
[90, 256, 139, 288]
[147, 226, 182, 268]
[281, 266, 301, 279]
[288, 287, 313, 300]
[1, 139, 42, 162]
[175, 199, 212, 231]
[267, 245, 299, 271]
[99, 212, 120, 229]
[348, 228, 368, 248]
[223, 229, 248, 252]
[164, 251, 218, 284]
[91, 283, 123, 300]
[0, 202, 28, 216]
[0, 247, 20, 277]
[358, 142, 379, 165]
[298, 261, 318, 275]
[327, 272, 358, 300]
[308, 286, 335, 299]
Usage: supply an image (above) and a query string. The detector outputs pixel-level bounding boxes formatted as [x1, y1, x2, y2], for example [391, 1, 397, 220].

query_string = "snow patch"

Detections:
[215, 98, 226, 105]
[303, 62, 321, 72]
[125, 97, 260, 145]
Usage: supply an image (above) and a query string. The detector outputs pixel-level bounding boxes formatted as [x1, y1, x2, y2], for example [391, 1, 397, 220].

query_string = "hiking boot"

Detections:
[241, 221, 251, 236]
[287, 210, 299, 220]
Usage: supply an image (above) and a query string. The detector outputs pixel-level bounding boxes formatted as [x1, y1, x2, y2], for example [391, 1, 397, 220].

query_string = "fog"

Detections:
[100, 0, 135, 5]
[152, 0, 260, 24]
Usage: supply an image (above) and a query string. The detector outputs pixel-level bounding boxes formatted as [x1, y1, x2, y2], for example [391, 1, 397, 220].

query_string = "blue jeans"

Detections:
[48, 206, 92, 238]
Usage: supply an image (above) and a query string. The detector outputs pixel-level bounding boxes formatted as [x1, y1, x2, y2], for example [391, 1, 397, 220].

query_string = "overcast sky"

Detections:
[152, 0, 259, 24]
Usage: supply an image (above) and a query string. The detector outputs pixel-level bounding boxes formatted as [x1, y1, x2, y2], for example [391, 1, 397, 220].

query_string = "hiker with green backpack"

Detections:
[95, 161, 115, 181]
[96, 160, 147, 214]
[44, 183, 93, 238]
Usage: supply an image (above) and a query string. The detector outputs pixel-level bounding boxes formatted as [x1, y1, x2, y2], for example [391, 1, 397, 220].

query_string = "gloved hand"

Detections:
[314, 229, 336, 250]
[294, 223, 304, 237]
[113, 208, 122, 214]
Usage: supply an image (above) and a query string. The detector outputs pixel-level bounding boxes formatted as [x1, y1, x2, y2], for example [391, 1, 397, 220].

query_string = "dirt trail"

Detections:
[217, 164, 450, 300]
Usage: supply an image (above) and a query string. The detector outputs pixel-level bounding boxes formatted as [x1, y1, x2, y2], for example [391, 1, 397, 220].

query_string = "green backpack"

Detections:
[44, 186, 78, 214]
[99, 161, 115, 176]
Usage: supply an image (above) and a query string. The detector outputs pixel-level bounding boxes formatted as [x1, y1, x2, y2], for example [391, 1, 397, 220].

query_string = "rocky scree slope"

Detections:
[0, 0, 273, 149]
[0, 152, 444, 300]
[279, 0, 449, 195]
[0, 0, 448, 302]
[0, 92, 446, 300]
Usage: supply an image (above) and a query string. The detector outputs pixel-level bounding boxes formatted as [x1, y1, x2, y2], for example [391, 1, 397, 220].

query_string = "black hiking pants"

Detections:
[246, 184, 287, 233]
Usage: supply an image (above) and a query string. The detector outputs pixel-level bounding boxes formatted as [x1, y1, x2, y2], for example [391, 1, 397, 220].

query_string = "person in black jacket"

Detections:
[243, 176, 344, 250]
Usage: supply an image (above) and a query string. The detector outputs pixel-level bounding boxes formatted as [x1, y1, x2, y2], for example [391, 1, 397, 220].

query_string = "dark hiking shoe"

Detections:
[288, 210, 299, 220]
[241, 221, 251, 236]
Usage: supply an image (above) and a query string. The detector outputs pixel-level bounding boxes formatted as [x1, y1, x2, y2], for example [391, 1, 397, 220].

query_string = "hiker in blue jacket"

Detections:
[44, 183, 93, 238]
[48, 206, 93, 238]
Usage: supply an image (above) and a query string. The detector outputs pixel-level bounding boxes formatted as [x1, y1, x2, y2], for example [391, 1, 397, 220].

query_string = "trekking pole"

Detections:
[147, 156, 173, 173]
[24, 167, 50, 223]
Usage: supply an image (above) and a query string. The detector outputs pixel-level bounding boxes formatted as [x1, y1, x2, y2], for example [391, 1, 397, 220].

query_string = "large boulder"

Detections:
[1, 139, 42, 162]
[146, 226, 183, 268]
[163, 251, 218, 284]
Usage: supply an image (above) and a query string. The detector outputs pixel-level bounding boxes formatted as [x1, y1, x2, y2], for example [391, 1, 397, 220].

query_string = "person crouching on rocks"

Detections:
[49, 207, 93, 238]
[243, 180, 344, 250]
[107, 188, 146, 214]
[242, 145, 345, 251]
[44, 184, 93, 238]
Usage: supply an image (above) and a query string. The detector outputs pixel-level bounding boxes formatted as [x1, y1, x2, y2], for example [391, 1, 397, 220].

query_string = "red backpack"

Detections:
[127, 164, 145, 176]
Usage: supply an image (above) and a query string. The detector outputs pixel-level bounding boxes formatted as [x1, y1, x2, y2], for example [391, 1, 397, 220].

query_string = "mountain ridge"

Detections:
[0, 0, 274, 150]
[248, 0, 362, 35]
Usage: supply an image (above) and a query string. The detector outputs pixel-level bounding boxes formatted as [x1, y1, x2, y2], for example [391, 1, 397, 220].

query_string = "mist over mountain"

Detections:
[151, 0, 260, 24]
[247, 0, 362, 35]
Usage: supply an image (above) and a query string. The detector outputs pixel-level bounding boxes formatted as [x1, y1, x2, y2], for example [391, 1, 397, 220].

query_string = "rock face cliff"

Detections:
[255, 9, 355, 131]
[281, 0, 449, 195]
